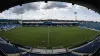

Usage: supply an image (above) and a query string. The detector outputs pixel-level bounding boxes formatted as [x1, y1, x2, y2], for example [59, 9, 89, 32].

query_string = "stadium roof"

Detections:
[0, 19, 8, 20]
[22, 22, 78, 23]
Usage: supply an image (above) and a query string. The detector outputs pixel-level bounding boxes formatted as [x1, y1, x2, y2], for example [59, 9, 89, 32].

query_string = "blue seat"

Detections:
[73, 39, 100, 53]
[21, 52, 79, 56]
[0, 42, 24, 54]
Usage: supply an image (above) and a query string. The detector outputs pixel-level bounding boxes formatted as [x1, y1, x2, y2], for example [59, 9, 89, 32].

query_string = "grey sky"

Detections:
[0, 1, 100, 21]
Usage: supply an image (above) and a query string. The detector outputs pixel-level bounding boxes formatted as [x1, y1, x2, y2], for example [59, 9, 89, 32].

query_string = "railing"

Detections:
[0, 49, 7, 56]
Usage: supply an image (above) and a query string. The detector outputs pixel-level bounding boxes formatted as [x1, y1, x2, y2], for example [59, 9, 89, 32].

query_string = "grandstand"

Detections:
[0, 19, 100, 56]
[0, 19, 20, 31]
[22, 20, 79, 26]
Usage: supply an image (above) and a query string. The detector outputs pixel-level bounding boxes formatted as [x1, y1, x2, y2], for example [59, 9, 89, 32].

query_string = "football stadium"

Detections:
[0, 1, 100, 56]
[0, 19, 100, 56]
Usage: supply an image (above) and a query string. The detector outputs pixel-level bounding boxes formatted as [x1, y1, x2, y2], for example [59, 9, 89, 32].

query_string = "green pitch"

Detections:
[0, 26, 99, 48]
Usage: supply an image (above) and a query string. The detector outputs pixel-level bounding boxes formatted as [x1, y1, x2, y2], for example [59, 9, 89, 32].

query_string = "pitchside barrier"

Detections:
[52, 46, 64, 49]
[37, 46, 47, 49]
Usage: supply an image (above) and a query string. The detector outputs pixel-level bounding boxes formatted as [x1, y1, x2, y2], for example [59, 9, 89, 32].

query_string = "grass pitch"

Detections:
[0, 26, 99, 48]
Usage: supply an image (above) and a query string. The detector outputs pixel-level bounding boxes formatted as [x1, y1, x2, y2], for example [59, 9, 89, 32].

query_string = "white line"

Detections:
[48, 26, 49, 46]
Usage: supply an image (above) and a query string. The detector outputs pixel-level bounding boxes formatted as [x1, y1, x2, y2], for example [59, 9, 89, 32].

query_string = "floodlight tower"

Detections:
[74, 12, 77, 22]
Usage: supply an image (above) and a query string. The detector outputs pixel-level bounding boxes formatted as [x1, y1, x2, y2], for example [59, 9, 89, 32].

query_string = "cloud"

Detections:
[43, 1, 68, 9]
[5, 2, 41, 14]
[21, 2, 40, 11]
[11, 5, 25, 14]
[0, 1, 100, 21]
[2, 1, 68, 14]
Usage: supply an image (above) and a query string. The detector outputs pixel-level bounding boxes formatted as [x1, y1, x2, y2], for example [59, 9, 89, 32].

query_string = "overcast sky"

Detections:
[0, 1, 100, 21]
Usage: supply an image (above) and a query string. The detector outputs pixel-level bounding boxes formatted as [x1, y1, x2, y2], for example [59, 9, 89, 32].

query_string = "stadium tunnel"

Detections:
[0, 0, 100, 56]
